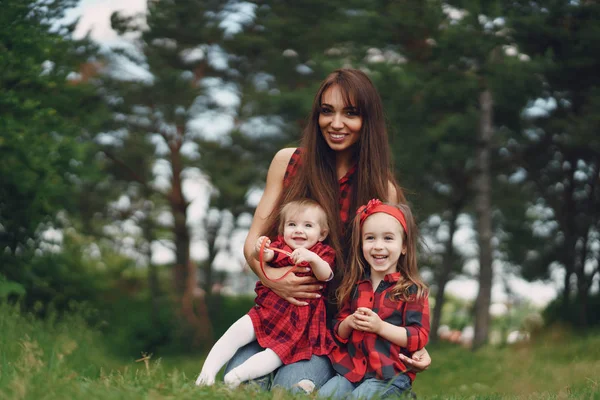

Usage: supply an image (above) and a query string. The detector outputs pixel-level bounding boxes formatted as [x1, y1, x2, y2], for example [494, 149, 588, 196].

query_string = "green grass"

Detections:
[0, 304, 599, 400]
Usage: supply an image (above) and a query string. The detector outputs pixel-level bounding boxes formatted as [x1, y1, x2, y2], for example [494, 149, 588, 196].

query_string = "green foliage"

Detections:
[2, 232, 133, 316]
[100, 294, 183, 356]
[0, 0, 109, 261]
[1, 304, 599, 399]
[543, 294, 600, 329]
[0, 274, 25, 300]
[206, 294, 255, 339]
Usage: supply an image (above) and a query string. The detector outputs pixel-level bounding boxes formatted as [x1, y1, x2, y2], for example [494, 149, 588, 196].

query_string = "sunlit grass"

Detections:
[0, 303, 599, 399]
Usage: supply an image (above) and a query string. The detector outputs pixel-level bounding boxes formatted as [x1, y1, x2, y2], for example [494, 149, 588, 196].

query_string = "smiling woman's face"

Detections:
[318, 84, 362, 154]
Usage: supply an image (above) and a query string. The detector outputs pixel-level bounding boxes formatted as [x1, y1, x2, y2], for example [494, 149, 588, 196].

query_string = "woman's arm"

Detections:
[243, 148, 322, 306]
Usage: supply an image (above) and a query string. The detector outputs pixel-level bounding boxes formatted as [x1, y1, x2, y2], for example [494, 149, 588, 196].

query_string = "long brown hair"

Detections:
[265, 69, 404, 281]
[337, 203, 427, 306]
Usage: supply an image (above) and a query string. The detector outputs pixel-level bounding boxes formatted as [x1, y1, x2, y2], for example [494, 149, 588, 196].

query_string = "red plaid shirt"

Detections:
[284, 148, 356, 226]
[328, 272, 430, 383]
[248, 238, 336, 364]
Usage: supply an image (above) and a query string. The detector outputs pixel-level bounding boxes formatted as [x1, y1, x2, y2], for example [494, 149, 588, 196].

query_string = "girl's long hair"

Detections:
[337, 203, 427, 306]
[264, 69, 404, 285]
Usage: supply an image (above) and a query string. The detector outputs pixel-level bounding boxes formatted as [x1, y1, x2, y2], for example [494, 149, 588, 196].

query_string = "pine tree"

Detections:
[0, 0, 109, 280]
[102, 0, 231, 346]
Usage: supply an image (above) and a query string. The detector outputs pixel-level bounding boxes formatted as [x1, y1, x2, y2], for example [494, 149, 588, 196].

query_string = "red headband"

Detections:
[357, 199, 408, 233]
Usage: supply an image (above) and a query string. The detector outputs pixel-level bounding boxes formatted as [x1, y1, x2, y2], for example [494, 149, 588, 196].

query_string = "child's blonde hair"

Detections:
[336, 202, 427, 306]
[278, 199, 329, 237]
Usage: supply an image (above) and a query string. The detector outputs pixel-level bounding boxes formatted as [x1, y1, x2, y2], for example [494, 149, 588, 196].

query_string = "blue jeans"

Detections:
[224, 340, 335, 393]
[318, 373, 412, 399]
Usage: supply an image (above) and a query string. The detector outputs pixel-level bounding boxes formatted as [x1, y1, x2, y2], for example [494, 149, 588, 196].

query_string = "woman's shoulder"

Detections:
[271, 147, 298, 168]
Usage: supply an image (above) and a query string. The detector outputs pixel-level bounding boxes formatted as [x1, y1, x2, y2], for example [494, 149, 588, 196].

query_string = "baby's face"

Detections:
[282, 207, 327, 250]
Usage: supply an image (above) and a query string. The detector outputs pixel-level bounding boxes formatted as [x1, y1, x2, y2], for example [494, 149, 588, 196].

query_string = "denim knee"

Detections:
[273, 355, 335, 393]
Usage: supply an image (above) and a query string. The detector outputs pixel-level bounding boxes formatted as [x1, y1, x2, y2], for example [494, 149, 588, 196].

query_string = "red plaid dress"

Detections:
[328, 272, 430, 383]
[284, 148, 356, 227]
[248, 237, 336, 364]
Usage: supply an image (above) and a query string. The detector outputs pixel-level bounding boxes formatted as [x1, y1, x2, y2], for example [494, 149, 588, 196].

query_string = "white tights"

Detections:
[195, 314, 283, 388]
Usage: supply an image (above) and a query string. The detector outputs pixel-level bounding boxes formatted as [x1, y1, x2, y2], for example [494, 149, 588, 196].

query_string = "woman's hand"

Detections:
[398, 347, 431, 372]
[262, 264, 322, 306]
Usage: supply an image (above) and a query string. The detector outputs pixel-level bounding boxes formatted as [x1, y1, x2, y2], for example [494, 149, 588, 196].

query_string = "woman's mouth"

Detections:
[328, 132, 347, 143]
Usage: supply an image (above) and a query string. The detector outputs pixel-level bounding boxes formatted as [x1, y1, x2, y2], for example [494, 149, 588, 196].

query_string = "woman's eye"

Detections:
[346, 110, 359, 117]
[320, 107, 332, 114]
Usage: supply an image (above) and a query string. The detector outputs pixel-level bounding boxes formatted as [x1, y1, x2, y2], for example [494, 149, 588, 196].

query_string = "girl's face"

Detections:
[361, 213, 407, 278]
[318, 85, 362, 154]
[283, 207, 328, 250]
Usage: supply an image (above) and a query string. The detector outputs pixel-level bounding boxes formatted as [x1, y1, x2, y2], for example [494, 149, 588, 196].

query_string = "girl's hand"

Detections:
[353, 307, 383, 333]
[262, 265, 321, 306]
[399, 347, 431, 372]
[290, 248, 316, 265]
[255, 236, 274, 261]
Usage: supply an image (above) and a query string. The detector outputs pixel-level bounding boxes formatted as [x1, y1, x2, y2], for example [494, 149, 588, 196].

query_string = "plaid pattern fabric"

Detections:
[284, 148, 357, 226]
[247, 237, 336, 364]
[328, 272, 430, 383]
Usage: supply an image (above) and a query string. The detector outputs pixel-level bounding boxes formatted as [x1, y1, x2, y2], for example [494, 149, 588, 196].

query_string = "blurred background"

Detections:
[1, 1, 599, 395]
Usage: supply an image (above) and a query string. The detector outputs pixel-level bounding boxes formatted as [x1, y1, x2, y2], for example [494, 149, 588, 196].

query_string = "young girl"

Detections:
[196, 199, 336, 388]
[318, 199, 430, 399]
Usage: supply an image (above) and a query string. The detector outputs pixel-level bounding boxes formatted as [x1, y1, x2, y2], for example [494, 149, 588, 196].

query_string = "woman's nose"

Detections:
[331, 113, 344, 129]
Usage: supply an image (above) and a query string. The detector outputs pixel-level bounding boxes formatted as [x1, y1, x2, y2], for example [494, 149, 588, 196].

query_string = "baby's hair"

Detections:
[278, 199, 329, 236]
[336, 202, 427, 306]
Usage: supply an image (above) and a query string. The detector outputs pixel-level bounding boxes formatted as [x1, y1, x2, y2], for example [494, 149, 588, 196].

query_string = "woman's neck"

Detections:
[335, 150, 355, 179]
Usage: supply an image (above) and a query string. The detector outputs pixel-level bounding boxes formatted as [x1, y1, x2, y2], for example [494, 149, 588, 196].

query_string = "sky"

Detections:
[64, 0, 562, 310]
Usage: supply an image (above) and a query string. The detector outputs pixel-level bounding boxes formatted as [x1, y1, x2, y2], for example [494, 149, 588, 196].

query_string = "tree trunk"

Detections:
[431, 204, 460, 343]
[202, 213, 219, 294]
[142, 203, 161, 328]
[473, 88, 494, 350]
[574, 161, 600, 327]
[169, 141, 212, 347]
[575, 225, 590, 327]
[559, 156, 577, 316]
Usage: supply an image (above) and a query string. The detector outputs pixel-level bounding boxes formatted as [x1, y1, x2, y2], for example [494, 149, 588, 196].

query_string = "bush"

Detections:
[543, 293, 600, 328]
[206, 294, 255, 339]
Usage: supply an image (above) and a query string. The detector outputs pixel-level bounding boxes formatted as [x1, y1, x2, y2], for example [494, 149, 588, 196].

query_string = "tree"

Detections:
[505, 0, 600, 327]
[0, 0, 109, 289]
[102, 0, 232, 346]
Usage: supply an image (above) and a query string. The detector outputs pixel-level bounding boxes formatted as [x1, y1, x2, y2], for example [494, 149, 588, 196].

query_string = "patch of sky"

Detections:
[149, 133, 169, 156]
[523, 97, 557, 119]
[523, 128, 542, 141]
[433, 182, 452, 195]
[239, 116, 284, 138]
[188, 113, 235, 142]
[253, 72, 275, 92]
[296, 64, 313, 75]
[245, 186, 264, 208]
[219, 1, 257, 38]
[179, 141, 200, 160]
[508, 168, 527, 184]
[180, 46, 205, 64]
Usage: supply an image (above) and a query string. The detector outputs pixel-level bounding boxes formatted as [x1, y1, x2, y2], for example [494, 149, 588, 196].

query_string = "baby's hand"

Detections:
[290, 247, 316, 265]
[255, 236, 274, 261]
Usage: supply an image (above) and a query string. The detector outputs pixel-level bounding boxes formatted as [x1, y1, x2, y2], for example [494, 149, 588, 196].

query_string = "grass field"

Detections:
[1, 304, 599, 399]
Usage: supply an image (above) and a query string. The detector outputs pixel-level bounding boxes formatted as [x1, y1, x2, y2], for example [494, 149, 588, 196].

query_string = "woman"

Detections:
[224, 68, 431, 394]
